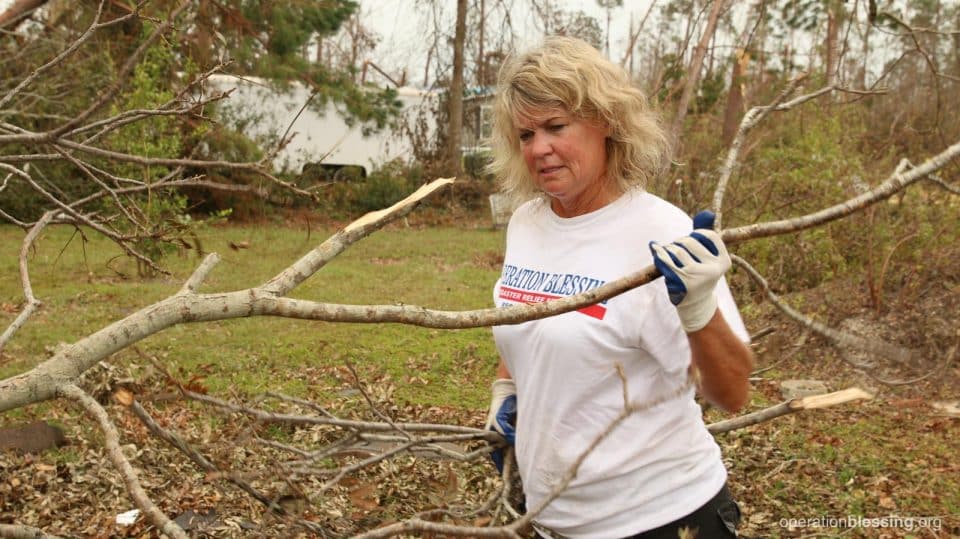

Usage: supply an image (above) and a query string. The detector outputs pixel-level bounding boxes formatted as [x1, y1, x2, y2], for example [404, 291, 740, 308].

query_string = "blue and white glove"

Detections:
[649, 210, 731, 333]
[484, 378, 516, 473]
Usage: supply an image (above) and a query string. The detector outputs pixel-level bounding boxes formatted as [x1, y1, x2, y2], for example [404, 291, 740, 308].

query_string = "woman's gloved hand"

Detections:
[484, 378, 517, 473]
[649, 210, 731, 333]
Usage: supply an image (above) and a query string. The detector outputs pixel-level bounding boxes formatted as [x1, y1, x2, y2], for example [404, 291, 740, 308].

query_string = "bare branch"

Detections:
[708, 388, 873, 434]
[0, 210, 54, 351]
[732, 255, 914, 369]
[178, 252, 221, 295]
[262, 177, 455, 295]
[713, 74, 807, 226]
[0, 524, 64, 539]
[6, 135, 958, 411]
[58, 384, 188, 539]
[723, 138, 960, 243]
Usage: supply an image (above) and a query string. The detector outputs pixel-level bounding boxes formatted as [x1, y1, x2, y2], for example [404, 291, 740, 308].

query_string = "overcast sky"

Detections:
[362, 0, 654, 88]
[0, 0, 678, 88]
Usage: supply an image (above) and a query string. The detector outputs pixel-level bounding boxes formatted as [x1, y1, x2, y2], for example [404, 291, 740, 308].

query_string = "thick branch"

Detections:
[0, 524, 63, 539]
[3, 137, 958, 411]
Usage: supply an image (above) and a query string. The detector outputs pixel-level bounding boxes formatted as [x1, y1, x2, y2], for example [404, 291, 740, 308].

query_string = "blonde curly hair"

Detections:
[488, 36, 670, 203]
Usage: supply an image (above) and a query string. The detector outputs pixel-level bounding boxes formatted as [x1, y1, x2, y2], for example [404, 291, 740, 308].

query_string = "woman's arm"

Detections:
[687, 309, 753, 412]
[495, 357, 513, 380]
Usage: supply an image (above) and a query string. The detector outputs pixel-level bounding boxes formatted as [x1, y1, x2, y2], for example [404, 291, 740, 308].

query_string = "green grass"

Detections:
[0, 222, 506, 409]
[2, 221, 958, 537]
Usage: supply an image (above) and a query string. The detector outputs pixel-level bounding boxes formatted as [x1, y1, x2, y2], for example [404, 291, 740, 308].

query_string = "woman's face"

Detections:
[515, 107, 613, 217]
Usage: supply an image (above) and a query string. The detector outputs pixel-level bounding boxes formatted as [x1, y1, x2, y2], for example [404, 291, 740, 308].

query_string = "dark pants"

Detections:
[625, 484, 741, 539]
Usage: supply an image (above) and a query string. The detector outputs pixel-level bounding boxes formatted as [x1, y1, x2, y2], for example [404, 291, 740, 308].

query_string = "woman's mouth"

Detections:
[539, 165, 563, 175]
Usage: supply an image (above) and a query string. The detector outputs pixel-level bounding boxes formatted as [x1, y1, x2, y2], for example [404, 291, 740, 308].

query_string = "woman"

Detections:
[484, 37, 754, 538]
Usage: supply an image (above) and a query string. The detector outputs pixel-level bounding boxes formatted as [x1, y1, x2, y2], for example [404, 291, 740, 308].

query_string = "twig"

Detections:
[49, 1, 189, 138]
[344, 360, 410, 439]
[510, 376, 695, 533]
[185, 389, 494, 437]
[0, 210, 54, 352]
[0, 1, 131, 110]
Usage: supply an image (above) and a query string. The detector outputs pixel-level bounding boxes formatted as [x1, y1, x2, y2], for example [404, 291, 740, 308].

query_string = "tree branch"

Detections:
[732, 255, 915, 369]
[708, 387, 873, 434]
[58, 384, 188, 539]
[0, 524, 64, 539]
[0, 210, 54, 352]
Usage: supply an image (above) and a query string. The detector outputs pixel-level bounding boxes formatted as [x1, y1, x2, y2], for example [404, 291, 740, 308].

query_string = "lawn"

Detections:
[0, 221, 506, 408]
[0, 219, 957, 537]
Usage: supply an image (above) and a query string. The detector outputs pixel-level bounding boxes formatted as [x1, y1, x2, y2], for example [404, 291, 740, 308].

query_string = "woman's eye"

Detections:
[519, 131, 533, 142]
[548, 124, 566, 132]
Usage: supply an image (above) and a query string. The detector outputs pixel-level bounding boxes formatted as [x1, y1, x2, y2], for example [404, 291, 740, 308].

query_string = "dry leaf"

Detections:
[349, 483, 379, 511]
[113, 388, 134, 406]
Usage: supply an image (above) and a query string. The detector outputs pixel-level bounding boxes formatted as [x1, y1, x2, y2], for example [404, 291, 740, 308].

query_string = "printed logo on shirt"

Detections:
[497, 264, 608, 320]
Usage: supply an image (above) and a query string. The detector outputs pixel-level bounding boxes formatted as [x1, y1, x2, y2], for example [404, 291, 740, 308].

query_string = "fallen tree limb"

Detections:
[0, 523, 64, 539]
[732, 255, 916, 368]
[58, 384, 188, 539]
[708, 387, 874, 434]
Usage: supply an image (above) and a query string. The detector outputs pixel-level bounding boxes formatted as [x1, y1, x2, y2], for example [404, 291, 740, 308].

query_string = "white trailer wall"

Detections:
[205, 74, 436, 175]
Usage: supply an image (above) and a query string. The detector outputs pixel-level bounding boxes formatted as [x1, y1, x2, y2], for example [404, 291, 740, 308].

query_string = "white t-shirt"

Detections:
[491, 189, 749, 538]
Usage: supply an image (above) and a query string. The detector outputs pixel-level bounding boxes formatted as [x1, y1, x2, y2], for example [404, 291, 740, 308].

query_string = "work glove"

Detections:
[649, 210, 731, 333]
[484, 378, 517, 473]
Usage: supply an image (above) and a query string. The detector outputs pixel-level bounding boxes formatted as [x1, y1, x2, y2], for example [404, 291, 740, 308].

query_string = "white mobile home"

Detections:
[204, 74, 436, 177]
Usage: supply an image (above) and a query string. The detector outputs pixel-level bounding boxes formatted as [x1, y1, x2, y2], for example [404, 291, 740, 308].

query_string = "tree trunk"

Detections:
[722, 49, 749, 146]
[446, 0, 467, 178]
[825, 3, 841, 85]
[0, 0, 47, 29]
[477, 0, 485, 87]
[670, 0, 727, 149]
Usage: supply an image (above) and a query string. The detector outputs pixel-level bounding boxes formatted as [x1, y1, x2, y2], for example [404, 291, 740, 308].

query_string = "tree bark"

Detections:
[446, 0, 467, 177]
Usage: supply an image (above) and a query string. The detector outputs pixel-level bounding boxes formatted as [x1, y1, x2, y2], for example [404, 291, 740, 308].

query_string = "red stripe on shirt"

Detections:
[498, 286, 607, 320]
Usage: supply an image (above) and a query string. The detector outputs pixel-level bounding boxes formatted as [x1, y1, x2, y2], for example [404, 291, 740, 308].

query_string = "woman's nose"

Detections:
[529, 131, 552, 156]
